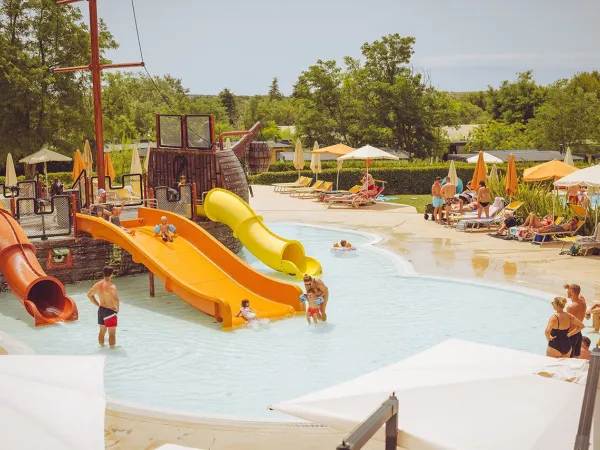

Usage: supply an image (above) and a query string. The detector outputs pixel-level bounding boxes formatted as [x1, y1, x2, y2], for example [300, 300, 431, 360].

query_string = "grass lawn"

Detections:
[387, 194, 431, 213]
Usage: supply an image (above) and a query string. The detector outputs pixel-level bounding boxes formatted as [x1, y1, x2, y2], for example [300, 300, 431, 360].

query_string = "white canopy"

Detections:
[337, 145, 400, 161]
[0, 355, 106, 450]
[19, 148, 72, 164]
[271, 339, 588, 450]
[466, 152, 503, 164]
[554, 164, 600, 188]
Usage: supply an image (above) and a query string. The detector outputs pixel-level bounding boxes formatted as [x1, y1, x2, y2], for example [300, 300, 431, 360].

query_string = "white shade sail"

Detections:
[19, 148, 72, 164]
[338, 145, 400, 161]
[466, 152, 503, 164]
[554, 164, 600, 188]
[0, 355, 106, 450]
[271, 340, 587, 450]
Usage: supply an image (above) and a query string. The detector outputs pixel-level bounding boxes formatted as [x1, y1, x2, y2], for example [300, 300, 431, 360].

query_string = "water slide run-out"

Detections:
[202, 188, 322, 279]
[75, 207, 303, 330]
[0, 209, 78, 326]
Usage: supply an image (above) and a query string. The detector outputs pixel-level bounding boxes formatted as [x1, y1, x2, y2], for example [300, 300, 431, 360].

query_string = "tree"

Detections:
[528, 80, 600, 153]
[486, 71, 546, 124]
[0, 0, 117, 163]
[465, 121, 533, 151]
[218, 88, 237, 125]
[268, 77, 283, 100]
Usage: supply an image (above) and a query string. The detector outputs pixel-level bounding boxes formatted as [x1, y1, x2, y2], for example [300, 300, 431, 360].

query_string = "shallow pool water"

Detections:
[0, 223, 553, 420]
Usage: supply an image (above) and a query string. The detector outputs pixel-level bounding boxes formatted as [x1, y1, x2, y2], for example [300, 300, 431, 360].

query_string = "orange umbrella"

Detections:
[311, 143, 355, 156]
[505, 154, 518, 196]
[471, 152, 487, 191]
[72, 149, 85, 181]
[522, 159, 578, 182]
[103, 152, 116, 181]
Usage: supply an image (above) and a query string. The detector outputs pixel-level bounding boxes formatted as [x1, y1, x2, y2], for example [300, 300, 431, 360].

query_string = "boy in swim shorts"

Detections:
[87, 267, 120, 347]
[300, 290, 324, 324]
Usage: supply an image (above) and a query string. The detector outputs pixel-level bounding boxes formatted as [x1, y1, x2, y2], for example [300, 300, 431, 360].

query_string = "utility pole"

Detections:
[53, 0, 144, 190]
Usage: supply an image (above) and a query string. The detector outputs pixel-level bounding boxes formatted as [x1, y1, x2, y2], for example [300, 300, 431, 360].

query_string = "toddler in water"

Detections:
[300, 289, 324, 324]
[235, 299, 269, 327]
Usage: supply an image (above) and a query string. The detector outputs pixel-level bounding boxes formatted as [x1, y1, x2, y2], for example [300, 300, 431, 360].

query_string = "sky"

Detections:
[77, 0, 600, 96]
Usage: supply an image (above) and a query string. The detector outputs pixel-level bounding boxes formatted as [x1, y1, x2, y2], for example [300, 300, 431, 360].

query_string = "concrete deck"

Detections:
[3, 185, 600, 449]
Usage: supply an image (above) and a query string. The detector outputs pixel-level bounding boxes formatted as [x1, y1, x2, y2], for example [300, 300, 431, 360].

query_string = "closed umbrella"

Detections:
[72, 150, 85, 181]
[130, 145, 143, 175]
[0, 355, 106, 450]
[5, 153, 18, 187]
[564, 146, 574, 166]
[103, 152, 116, 182]
[471, 152, 487, 191]
[447, 160, 458, 186]
[489, 164, 499, 181]
[225, 137, 232, 150]
[505, 153, 518, 197]
[82, 139, 93, 171]
[310, 141, 322, 181]
[293, 140, 305, 180]
[144, 143, 152, 173]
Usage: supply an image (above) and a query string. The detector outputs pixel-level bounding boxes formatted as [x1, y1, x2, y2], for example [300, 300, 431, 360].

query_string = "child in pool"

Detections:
[333, 239, 352, 248]
[154, 216, 177, 242]
[235, 299, 269, 327]
[300, 289, 324, 324]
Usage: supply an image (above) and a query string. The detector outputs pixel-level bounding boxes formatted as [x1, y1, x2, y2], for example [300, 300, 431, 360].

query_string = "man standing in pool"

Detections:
[87, 267, 120, 347]
[303, 275, 329, 321]
[565, 283, 586, 358]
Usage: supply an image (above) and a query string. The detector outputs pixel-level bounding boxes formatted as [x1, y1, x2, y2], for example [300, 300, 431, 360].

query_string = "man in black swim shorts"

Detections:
[87, 267, 120, 347]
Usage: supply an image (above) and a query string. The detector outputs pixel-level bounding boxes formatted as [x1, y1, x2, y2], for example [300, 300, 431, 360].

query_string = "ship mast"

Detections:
[53, 0, 144, 190]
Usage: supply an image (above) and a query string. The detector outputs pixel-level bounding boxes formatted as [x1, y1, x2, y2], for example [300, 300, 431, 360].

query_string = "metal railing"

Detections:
[90, 173, 144, 206]
[153, 183, 194, 219]
[15, 195, 72, 240]
[68, 169, 89, 210]
[336, 394, 398, 450]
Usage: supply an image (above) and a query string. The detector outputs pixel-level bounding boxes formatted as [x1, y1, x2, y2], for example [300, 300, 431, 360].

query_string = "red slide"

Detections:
[0, 209, 77, 326]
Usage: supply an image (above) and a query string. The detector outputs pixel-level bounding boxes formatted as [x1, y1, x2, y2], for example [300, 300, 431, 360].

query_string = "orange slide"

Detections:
[0, 209, 78, 326]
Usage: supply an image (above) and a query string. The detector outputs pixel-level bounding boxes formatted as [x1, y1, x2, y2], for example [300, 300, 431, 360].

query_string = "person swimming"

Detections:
[300, 289, 324, 324]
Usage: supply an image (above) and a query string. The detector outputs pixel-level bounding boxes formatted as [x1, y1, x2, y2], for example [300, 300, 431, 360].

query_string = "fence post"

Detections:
[10, 197, 16, 217]
[149, 187, 154, 208]
[71, 194, 79, 238]
[149, 272, 155, 297]
[142, 172, 147, 200]
[192, 183, 198, 221]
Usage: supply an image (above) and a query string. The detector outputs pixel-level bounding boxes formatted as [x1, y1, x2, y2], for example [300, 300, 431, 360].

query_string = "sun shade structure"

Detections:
[554, 164, 600, 188]
[466, 152, 503, 164]
[523, 159, 579, 182]
[72, 150, 85, 181]
[505, 153, 518, 196]
[270, 339, 587, 450]
[130, 145, 143, 175]
[564, 146, 574, 166]
[0, 355, 106, 450]
[103, 152, 116, 181]
[470, 151, 487, 190]
[311, 143, 355, 156]
[83, 139, 93, 170]
[310, 141, 322, 180]
[4, 153, 17, 186]
[19, 148, 72, 165]
[338, 145, 400, 162]
[447, 159, 458, 186]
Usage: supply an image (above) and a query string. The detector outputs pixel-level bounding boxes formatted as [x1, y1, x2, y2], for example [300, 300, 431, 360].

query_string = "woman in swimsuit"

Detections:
[545, 296, 584, 358]
[522, 213, 554, 229]
[477, 181, 491, 219]
[536, 217, 578, 234]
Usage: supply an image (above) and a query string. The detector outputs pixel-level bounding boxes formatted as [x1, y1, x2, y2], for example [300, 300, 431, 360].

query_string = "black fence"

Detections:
[15, 195, 72, 240]
[90, 173, 144, 207]
[68, 169, 89, 210]
[153, 183, 193, 219]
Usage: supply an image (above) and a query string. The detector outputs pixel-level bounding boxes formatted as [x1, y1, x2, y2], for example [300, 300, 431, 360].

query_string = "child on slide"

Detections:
[235, 299, 269, 327]
[300, 289, 324, 324]
[154, 216, 177, 242]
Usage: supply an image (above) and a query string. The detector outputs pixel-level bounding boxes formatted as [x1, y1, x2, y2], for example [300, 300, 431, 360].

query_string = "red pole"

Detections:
[149, 272, 155, 297]
[89, 0, 105, 190]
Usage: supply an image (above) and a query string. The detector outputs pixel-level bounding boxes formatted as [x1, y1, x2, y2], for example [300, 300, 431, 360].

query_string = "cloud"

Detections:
[415, 52, 600, 69]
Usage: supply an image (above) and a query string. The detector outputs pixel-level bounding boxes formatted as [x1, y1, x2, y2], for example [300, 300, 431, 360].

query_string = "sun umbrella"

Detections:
[271, 339, 587, 450]
[338, 145, 399, 192]
[0, 355, 106, 450]
[225, 137, 232, 150]
[144, 143, 152, 173]
[523, 160, 579, 182]
[310, 141, 322, 181]
[130, 145, 143, 175]
[82, 139, 93, 171]
[505, 153, 518, 198]
[447, 160, 458, 186]
[20, 147, 72, 185]
[470, 151, 487, 191]
[72, 150, 85, 181]
[554, 164, 600, 188]
[103, 152, 116, 182]
[293, 140, 305, 180]
[5, 153, 18, 187]
[466, 152, 503, 164]
[564, 146, 574, 166]
[311, 143, 354, 157]
[489, 164, 499, 181]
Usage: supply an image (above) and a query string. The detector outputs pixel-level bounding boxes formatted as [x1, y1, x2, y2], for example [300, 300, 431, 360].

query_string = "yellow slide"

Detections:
[75, 207, 302, 330]
[202, 188, 322, 279]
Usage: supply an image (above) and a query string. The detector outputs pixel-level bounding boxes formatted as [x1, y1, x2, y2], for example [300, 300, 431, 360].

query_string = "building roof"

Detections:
[448, 150, 584, 163]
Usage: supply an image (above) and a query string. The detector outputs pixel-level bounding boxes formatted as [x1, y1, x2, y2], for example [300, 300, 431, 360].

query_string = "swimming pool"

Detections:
[0, 223, 553, 421]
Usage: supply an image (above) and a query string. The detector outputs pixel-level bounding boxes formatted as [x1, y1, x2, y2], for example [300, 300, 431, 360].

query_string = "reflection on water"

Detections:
[0, 224, 552, 420]
[471, 254, 490, 278]
[503, 261, 518, 279]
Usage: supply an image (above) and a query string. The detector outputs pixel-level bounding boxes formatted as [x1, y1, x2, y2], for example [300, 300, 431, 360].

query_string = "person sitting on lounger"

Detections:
[494, 211, 518, 236]
[522, 213, 554, 229]
[535, 217, 578, 234]
[360, 171, 377, 197]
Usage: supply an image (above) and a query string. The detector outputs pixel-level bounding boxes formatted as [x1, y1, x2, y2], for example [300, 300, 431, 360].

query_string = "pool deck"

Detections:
[3, 185, 600, 449]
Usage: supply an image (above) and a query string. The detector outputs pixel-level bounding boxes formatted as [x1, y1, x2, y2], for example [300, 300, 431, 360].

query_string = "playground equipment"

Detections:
[0, 209, 77, 326]
[203, 188, 322, 278]
[75, 207, 303, 329]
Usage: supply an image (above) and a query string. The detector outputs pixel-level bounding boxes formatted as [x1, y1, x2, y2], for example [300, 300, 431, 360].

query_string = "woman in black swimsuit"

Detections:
[546, 296, 584, 358]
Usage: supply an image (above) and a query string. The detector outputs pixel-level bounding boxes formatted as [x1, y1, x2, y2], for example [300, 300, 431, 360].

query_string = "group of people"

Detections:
[431, 176, 492, 224]
[546, 283, 592, 360]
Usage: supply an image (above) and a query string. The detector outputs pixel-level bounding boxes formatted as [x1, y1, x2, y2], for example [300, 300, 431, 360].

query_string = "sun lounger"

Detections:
[455, 199, 517, 231]
[326, 185, 385, 209]
[318, 185, 362, 202]
[276, 178, 317, 194]
[272, 176, 311, 192]
[288, 180, 325, 197]
[558, 224, 600, 255]
[531, 205, 587, 246]
[292, 181, 334, 199]
[509, 217, 564, 242]
[447, 197, 507, 227]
